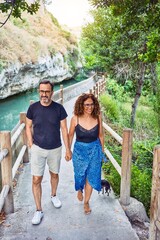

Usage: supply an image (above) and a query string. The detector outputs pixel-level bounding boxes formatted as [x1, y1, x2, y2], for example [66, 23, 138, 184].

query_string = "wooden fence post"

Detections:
[60, 84, 63, 105]
[20, 112, 29, 163]
[101, 75, 106, 94]
[99, 78, 102, 94]
[93, 86, 96, 96]
[120, 128, 133, 206]
[149, 145, 160, 240]
[89, 89, 92, 94]
[0, 131, 14, 213]
[96, 82, 99, 98]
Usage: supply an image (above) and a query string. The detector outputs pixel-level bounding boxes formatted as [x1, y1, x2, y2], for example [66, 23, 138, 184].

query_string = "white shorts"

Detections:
[30, 144, 62, 176]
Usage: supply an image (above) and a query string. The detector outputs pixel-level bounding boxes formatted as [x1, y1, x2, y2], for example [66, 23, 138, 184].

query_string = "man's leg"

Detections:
[50, 171, 62, 208]
[50, 171, 59, 196]
[31, 175, 44, 225]
[32, 175, 43, 211]
[47, 147, 62, 208]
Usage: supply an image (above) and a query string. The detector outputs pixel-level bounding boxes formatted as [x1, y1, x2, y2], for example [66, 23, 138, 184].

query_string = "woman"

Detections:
[69, 93, 105, 214]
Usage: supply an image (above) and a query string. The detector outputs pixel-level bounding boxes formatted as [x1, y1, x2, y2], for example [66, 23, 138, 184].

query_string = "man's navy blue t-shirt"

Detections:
[26, 101, 68, 150]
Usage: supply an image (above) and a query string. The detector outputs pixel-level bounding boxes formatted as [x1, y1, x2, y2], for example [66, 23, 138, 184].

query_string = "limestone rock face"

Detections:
[0, 52, 81, 99]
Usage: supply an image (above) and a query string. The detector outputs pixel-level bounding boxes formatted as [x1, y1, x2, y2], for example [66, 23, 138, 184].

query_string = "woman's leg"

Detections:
[77, 190, 83, 201]
[84, 179, 93, 214]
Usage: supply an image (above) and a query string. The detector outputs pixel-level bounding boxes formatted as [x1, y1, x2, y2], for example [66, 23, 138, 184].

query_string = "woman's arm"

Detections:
[98, 113, 104, 152]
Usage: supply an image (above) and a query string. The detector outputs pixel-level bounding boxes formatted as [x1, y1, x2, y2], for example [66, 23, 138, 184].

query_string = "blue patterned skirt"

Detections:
[72, 139, 103, 192]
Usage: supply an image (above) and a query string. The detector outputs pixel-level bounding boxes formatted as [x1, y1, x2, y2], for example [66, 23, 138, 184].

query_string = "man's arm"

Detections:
[68, 116, 76, 147]
[60, 118, 72, 161]
[26, 117, 33, 148]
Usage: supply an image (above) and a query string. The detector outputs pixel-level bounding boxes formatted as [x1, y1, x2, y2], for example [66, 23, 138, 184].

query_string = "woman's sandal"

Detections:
[84, 203, 91, 215]
[77, 190, 83, 201]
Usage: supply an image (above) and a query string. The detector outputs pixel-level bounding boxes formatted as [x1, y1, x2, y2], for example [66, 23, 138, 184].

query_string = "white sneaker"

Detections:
[51, 195, 62, 208]
[32, 211, 44, 225]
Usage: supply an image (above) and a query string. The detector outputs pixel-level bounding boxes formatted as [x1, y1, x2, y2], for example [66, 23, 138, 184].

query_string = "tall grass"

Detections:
[100, 77, 159, 215]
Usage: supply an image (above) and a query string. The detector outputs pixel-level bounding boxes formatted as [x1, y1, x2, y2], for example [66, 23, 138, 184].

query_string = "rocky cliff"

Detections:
[0, 6, 81, 99]
[0, 51, 81, 99]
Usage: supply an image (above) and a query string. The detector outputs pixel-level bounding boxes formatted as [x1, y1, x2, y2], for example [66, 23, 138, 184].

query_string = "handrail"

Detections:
[104, 147, 121, 175]
[11, 123, 25, 147]
[0, 149, 8, 163]
[103, 122, 123, 145]
[102, 121, 133, 206]
[0, 185, 10, 212]
[12, 145, 27, 179]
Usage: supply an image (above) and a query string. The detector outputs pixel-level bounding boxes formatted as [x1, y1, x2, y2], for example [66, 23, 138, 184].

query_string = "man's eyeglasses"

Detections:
[83, 103, 94, 107]
[39, 90, 52, 94]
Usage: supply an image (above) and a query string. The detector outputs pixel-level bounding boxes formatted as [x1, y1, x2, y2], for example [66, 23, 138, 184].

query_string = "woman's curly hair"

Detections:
[74, 93, 100, 118]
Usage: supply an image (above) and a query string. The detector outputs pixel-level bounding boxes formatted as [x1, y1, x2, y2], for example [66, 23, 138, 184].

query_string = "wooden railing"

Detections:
[0, 113, 29, 214]
[102, 123, 133, 206]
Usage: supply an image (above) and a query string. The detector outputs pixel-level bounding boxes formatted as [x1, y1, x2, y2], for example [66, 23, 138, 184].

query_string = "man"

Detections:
[26, 80, 71, 225]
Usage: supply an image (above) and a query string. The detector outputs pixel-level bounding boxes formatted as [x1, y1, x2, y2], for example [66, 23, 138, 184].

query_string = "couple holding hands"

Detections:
[26, 80, 105, 225]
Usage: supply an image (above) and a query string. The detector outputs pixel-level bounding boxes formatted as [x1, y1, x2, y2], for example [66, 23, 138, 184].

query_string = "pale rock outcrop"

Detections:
[0, 52, 81, 99]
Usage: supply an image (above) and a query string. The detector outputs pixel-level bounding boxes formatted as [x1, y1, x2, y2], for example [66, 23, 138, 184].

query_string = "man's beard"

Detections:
[41, 97, 50, 103]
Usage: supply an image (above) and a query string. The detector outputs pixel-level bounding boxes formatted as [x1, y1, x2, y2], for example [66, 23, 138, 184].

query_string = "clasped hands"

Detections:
[65, 149, 72, 161]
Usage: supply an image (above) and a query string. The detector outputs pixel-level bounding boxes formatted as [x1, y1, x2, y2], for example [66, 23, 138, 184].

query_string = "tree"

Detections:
[0, 0, 40, 27]
[82, 0, 160, 126]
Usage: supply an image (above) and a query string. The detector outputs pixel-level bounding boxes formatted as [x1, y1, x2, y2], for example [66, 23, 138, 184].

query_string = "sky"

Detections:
[46, 0, 93, 28]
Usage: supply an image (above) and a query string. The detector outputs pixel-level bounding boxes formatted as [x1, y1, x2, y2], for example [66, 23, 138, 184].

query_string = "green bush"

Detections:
[49, 13, 61, 28]
[106, 78, 129, 102]
[102, 161, 121, 197]
[75, 71, 88, 81]
[134, 107, 158, 138]
[131, 165, 152, 215]
[12, 17, 29, 28]
[133, 139, 159, 170]
[99, 94, 119, 121]
[103, 155, 152, 215]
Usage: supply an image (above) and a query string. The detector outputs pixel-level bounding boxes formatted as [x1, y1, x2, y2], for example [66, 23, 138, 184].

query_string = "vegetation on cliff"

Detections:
[0, 6, 79, 71]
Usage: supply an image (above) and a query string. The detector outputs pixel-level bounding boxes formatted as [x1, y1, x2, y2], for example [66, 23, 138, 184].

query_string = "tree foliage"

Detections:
[0, 0, 40, 18]
[81, 0, 160, 126]
[0, 0, 40, 27]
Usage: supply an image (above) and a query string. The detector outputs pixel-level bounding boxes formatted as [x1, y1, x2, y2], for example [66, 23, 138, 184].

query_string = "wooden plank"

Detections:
[0, 185, 10, 212]
[12, 145, 27, 180]
[20, 113, 29, 163]
[11, 123, 25, 147]
[120, 129, 133, 206]
[0, 131, 14, 214]
[104, 148, 121, 176]
[103, 122, 123, 145]
[149, 145, 160, 240]
[0, 149, 8, 163]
